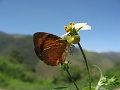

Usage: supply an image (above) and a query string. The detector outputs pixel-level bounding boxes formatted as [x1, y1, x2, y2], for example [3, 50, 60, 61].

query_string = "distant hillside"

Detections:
[0, 31, 120, 78]
[0, 31, 38, 68]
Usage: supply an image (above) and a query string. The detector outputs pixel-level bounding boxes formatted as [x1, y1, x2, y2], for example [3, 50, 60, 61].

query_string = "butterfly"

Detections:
[33, 32, 68, 66]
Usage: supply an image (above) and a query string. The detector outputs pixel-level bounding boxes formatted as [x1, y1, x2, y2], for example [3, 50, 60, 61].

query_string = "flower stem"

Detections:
[78, 43, 91, 90]
[66, 69, 79, 90]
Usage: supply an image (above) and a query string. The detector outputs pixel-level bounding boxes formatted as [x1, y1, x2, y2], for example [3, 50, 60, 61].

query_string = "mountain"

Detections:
[0, 31, 120, 78]
[0, 31, 39, 68]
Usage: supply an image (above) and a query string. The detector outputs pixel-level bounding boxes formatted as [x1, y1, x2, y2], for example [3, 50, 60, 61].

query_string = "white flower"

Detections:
[72, 23, 91, 30]
[61, 22, 91, 38]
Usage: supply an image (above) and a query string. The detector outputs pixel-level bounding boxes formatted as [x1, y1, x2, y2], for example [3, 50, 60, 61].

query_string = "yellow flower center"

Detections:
[64, 22, 75, 32]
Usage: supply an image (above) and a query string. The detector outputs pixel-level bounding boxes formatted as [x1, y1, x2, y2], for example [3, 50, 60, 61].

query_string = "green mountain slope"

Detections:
[0, 31, 120, 90]
[0, 31, 38, 68]
[0, 31, 120, 78]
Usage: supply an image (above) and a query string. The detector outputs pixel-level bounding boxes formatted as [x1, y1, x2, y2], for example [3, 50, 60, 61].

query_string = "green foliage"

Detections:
[0, 32, 120, 90]
[0, 57, 49, 90]
[105, 63, 120, 76]
[10, 50, 24, 63]
[0, 57, 36, 83]
[82, 87, 95, 90]
[52, 66, 83, 84]
[0, 73, 9, 87]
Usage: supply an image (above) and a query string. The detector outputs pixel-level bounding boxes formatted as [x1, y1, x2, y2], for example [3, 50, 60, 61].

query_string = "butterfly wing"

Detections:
[33, 32, 68, 66]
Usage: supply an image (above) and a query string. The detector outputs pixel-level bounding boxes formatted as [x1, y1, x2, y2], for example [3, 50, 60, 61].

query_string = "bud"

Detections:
[72, 35, 80, 44]
[65, 35, 80, 44]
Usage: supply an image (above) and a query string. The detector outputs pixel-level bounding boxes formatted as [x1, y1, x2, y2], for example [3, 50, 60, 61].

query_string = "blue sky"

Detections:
[0, 0, 120, 52]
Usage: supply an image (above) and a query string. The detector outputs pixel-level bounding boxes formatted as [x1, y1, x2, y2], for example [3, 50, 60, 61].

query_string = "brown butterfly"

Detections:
[33, 32, 68, 66]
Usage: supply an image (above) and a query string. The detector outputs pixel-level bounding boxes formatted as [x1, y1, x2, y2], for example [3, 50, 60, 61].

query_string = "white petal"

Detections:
[60, 31, 70, 38]
[72, 23, 91, 30]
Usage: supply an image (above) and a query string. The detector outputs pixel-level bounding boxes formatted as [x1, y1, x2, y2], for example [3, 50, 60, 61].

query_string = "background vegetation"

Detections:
[0, 31, 120, 90]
